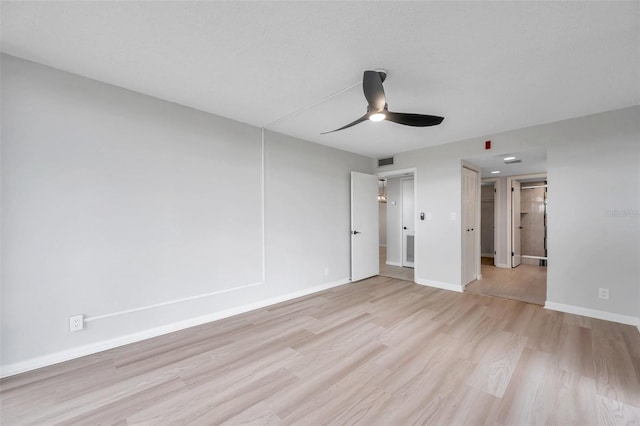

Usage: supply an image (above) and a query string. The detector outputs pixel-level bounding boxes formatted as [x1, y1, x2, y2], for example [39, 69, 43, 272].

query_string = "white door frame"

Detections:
[506, 173, 547, 269]
[401, 177, 415, 267]
[377, 168, 418, 281]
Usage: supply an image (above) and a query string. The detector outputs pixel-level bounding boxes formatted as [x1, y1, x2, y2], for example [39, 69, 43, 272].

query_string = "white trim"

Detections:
[261, 128, 266, 282]
[0, 278, 350, 378]
[481, 253, 495, 258]
[379, 244, 387, 248]
[545, 301, 640, 327]
[400, 177, 415, 268]
[521, 255, 547, 260]
[415, 278, 463, 293]
[376, 167, 418, 280]
[495, 263, 510, 269]
[506, 173, 547, 269]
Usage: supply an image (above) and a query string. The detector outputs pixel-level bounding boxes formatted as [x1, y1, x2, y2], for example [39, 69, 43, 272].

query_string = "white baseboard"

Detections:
[545, 301, 640, 328]
[481, 253, 495, 258]
[386, 261, 402, 267]
[0, 278, 350, 378]
[495, 263, 510, 269]
[379, 244, 386, 248]
[415, 278, 463, 293]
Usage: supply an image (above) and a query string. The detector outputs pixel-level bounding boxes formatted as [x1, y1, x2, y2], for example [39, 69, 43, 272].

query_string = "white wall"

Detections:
[0, 55, 371, 372]
[263, 131, 371, 292]
[379, 106, 640, 321]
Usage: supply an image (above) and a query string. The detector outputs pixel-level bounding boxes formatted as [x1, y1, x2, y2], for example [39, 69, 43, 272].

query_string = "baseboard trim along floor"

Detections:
[0, 278, 351, 378]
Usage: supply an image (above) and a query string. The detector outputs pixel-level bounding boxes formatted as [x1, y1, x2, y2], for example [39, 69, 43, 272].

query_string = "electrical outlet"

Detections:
[69, 315, 84, 332]
[598, 288, 609, 300]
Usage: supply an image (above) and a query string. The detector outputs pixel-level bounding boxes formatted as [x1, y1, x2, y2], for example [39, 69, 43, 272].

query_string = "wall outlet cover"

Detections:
[598, 288, 609, 300]
[69, 315, 84, 332]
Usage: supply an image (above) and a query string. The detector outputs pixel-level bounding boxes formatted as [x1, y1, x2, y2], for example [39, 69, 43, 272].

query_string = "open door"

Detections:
[401, 179, 415, 267]
[351, 171, 379, 282]
[512, 180, 522, 267]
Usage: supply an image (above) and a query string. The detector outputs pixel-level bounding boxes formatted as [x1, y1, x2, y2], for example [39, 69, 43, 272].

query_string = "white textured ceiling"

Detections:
[2, 1, 639, 158]
[465, 148, 548, 179]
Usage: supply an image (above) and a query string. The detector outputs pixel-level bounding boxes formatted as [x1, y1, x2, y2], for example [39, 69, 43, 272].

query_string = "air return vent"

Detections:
[378, 157, 394, 167]
[504, 159, 522, 164]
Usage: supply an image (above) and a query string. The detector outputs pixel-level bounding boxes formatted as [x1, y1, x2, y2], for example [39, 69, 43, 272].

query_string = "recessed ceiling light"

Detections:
[491, 170, 501, 174]
[503, 156, 516, 161]
[369, 113, 386, 122]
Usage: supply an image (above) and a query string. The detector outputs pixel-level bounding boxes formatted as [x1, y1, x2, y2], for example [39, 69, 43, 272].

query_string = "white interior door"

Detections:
[462, 167, 478, 285]
[512, 180, 522, 267]
[351, 171, 379, 281]
[401, 179, 415, 267]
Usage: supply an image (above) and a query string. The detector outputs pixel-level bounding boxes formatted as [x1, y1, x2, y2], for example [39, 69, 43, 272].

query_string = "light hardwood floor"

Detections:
[379, 246, 414, 282]
[2, 276, 639, 425]
[465, 260, 547, 306]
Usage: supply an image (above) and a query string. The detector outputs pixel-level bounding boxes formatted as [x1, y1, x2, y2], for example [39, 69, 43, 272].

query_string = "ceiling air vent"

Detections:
[504, 159, 522, 164]
[378, 157, 394, 167]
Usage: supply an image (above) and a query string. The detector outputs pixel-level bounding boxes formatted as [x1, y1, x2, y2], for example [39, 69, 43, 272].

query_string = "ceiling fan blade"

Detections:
[385, 111, 444, 127]
[363, 70, 386, 111]
[321, 114, 369, 134]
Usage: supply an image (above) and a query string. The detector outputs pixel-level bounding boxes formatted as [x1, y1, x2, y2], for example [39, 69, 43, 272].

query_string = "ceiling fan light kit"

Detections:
[322, 69, 444, 134]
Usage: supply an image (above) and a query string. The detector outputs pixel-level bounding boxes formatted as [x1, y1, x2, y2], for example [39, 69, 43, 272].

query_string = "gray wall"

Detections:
[379, 106, 640, 319]
[263, 131, 371, 291]
[1, 55, 371, 369]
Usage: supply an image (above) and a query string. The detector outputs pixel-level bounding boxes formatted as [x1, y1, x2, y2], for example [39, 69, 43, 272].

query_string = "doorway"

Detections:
[377, 170, 416, 282]
[480, 181, 496, 264]
[466, 174, 548, 305]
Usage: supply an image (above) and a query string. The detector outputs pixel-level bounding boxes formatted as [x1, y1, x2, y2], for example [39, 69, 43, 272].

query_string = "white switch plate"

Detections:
[69, 315, 84, 332]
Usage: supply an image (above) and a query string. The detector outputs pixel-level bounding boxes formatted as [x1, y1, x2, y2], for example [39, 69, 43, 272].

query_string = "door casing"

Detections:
[401, 178, 415, 267]
[377, 168, 418, 280]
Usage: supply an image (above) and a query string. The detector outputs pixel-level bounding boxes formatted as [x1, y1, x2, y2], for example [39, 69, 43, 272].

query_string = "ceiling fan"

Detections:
[322, 70, 444, 134]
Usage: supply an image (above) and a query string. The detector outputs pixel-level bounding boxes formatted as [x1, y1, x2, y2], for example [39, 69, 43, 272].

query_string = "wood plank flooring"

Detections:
[2, 276, 639, 425]
[379, 246, 414, 282]
[465, 262, 547, 306]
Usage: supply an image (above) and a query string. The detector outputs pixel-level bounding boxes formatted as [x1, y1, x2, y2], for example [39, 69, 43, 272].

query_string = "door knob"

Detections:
[403, 227, 407, 230]
[352, 230, 361, 235]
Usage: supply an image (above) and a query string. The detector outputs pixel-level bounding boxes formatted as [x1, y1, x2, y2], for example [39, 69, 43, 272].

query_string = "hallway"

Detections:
[465, 260, 547, 305]
[378, 246, 414, 282]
